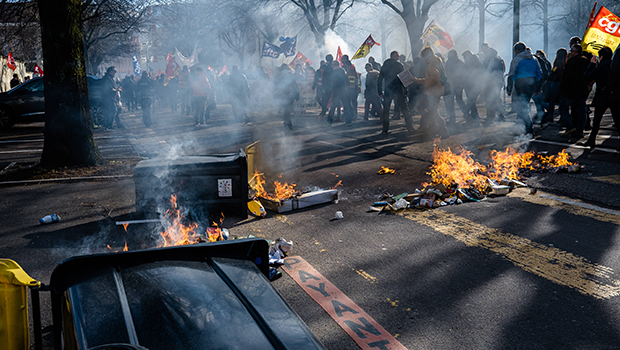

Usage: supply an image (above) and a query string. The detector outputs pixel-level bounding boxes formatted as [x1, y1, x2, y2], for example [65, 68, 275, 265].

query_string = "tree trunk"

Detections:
[37, 0, 103, 167]
[479, 0, 485, 50]
[314, 29, 326, 51]
[405, 18, 426, 59]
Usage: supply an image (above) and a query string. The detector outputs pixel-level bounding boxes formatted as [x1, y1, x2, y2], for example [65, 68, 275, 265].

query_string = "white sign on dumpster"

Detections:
[218, 179, 232, 197]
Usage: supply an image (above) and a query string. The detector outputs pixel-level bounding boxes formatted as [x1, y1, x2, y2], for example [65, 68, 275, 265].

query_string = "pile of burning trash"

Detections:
[370, 146, 581, 211]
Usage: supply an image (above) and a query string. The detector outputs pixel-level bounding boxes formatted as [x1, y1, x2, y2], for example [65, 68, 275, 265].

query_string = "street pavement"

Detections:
[1, 101, 620, 349]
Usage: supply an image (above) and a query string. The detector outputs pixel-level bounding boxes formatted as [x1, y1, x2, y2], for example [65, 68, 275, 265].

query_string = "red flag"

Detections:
[289, 51, 313, 68]
[163, 53, 180, 86]
[336, 46, 343, 63]
[7, 52, 16, 71]
[219, 65, 228, 76]
[586, 2, 598, 30]
[33, 64, 43, 76]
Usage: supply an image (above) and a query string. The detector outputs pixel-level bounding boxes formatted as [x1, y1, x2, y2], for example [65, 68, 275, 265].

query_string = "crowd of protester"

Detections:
[102, 39, 620, 152]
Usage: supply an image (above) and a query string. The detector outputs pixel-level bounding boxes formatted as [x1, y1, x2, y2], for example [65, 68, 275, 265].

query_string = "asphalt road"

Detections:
[1, 101, 620, 350]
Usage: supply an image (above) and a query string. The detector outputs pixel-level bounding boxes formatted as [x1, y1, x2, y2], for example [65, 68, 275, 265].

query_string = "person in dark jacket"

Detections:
[507, 42, 543, 135]
[317, 54, 334, 117]
[462, 50, 483, 123]
[610, 46, 620, 153]
[558, 44, 590, 138]
[137, 72, 154, 127]
[101, 66, 119, 129]
[533, 50, 552, 123]
[541, 48, 568, 125]
[313, 60, 327, 115]
[229, 66, 250, 123]
[368, 56, 381, 71]
[378, 50, 414, 134]
[482, 47, 505, 124]
[275, 64, 299, 129]
[364, 63, 382, 120]
[444, 50, 469, 126]
[121, 75, 137, 112]
[190, 67, 211, 126]
[581, 47, 619, 149]
[326, 60, 347, 126]
[10, 74, 20, 88]
[341, 55, 359, 126]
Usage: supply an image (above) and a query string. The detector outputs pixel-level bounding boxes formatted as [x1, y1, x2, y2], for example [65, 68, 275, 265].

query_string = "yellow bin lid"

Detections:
[0, 259, 40, 350]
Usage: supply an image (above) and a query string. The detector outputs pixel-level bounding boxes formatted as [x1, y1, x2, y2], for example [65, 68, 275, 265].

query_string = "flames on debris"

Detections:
[424, 146, 577, 192]
[251, 171, 299, 201]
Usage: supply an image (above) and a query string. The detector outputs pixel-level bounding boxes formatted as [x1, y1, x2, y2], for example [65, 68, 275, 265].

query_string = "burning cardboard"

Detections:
[250, 171, 340, 213]
[260, 189, 339, 213]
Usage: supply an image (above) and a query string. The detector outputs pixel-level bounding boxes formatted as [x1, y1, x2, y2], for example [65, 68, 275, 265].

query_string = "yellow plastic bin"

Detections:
[245, 140, 263, 180]
[0, 259, 40, 350]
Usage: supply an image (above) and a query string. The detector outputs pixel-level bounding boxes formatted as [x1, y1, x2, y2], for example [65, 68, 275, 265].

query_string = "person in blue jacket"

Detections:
[507, 42, 543, 135]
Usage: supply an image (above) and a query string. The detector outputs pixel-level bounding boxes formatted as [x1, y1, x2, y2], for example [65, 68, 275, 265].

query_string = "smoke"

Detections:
[323, 30, 352, 59]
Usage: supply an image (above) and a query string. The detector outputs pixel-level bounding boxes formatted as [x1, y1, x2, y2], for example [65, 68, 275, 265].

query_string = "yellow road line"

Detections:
[398, 209, 620, 299]
[592, 175, 620, 185]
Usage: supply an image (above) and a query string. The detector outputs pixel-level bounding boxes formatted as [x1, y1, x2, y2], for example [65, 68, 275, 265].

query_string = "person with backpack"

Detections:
[507, 42, 543, 135]
[533, 50, 552, 124]
[540, 48, 568, 126]
[413, 46, 449, 138]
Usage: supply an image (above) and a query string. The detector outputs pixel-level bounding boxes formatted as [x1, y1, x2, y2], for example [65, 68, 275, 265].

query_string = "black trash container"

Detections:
[133, 150, 248, 219]
[48, 239, 326, 350]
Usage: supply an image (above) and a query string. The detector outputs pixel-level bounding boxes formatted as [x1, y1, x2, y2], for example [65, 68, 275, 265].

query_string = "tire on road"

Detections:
[0, 106, 15, 129]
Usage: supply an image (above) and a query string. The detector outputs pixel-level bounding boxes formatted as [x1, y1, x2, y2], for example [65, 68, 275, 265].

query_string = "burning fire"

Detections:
[158, 196, 227, 247]
[109, 195, 228, 251]
[107, 240, 129, 252]
[251, 171, 298, 201]
[378, 166, 396, 175]
[159, 194, 201, 247]
[425, 146, 576, 191]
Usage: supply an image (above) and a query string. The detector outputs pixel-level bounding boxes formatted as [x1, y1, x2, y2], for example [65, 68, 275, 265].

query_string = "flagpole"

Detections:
[543, 0, 548, 54]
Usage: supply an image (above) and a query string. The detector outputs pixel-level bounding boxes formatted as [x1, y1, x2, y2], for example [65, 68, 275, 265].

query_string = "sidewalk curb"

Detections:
[0, 174, 132, 187]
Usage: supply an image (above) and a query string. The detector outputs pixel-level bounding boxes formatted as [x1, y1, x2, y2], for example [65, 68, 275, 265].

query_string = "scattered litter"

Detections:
[393, 193, 408, 200]
[389, 198, 409, 210]
[374, 201, 388, 206]
[39, 214, 60, 224]
[269, 267, 283, 281]
[248, 199, 267, 217]
[491, 185, 510, 195]
[368, 206, 383, 212]
[334, 211, 344, 219]
[270, 237, 293, 260]
[268, 238, 293, 280]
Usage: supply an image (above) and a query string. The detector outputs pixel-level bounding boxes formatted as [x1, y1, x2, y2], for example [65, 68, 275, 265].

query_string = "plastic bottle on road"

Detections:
[39, 214, 60, 224]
